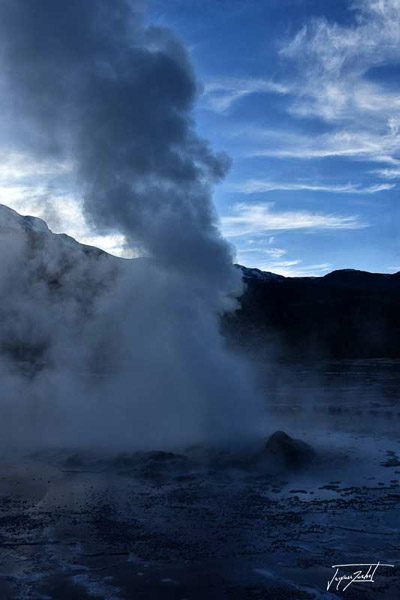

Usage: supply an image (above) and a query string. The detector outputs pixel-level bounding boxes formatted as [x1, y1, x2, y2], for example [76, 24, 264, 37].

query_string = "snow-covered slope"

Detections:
[236, 264, 285, 282]
[0, 203, 113, 259]
[0, 204, 50, 234]
[0, 203, 122, 364]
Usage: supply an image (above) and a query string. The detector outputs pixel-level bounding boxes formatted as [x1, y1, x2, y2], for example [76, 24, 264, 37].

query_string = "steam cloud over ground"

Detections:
[0, 0, 261, 451]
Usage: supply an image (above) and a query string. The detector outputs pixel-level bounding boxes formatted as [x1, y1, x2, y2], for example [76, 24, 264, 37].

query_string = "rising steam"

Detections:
[0, 0, 261, 450]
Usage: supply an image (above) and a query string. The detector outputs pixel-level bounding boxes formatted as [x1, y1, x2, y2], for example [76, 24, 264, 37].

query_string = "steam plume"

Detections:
[0, 0, 261, 449]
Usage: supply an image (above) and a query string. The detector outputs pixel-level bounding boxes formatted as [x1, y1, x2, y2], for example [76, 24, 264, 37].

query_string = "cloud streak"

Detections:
[239, 246, 287, 259]
[250, 126, 400, 167]
[253, 260, 332, 277]
[232, 179, 394, 194]
[221, 202, 368, 237]
[202, 77, 288, 112]
[373, 167, 400, 179]
[236, 246, 332, 276]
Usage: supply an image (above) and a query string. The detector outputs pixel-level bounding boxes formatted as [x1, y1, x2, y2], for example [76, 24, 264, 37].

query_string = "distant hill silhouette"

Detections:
[223, 265, 400, 360]
[1, 204, 399, 362]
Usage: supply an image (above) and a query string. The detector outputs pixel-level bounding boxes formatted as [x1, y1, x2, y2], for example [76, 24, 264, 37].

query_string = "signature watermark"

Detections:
[327, 562, 394, 592]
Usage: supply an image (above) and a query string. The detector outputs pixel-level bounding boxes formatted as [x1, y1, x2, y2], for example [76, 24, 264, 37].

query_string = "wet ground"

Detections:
[0, 359, 399, 599]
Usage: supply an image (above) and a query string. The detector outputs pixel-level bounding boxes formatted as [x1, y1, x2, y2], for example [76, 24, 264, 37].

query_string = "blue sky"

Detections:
[146, 0, 400, 275]
[1, 0, 399, 275]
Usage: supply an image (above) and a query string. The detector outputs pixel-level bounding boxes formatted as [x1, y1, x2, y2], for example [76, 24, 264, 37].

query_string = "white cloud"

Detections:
[272, 260, 332, 277]
[236, 236, 332, 276]
[233, 179, 394, 194]
[250, 126, 400, 167]
[238, 253, 332, 276]
[201, 77, 288, 112]
[281, 0, 400, 122]
[0, 184, 135, 257]
[0, 150, 137, 257]
[275, 0, 400, 169]
[0, 152, 71, 181]
[239, 246, 287, 258]
[372, 167, 400, 178]
[257, 260, 332, 277]
[221, 202, 368, 237]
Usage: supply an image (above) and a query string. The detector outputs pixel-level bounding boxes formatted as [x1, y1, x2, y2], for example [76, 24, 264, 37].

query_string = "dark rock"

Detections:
[135, 451, 191, 482]
[62, 453, 83, 468]
[382, 451, 400, 468]
[264, 431, 316, 469]
[142, 451, 187, 463]
[111, 452, 139, 469]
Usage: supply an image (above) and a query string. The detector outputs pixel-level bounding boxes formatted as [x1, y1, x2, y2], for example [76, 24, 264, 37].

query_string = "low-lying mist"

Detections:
[0, 0, 266, 453]
[0, 206, 264, 452]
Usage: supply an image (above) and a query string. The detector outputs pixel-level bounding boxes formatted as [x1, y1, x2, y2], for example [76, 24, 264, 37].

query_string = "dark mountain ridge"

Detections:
[0, 204, 399, 361]
[227, 265, 400, 359]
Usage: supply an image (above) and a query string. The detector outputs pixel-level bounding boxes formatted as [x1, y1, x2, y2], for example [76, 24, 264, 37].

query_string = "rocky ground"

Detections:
[0, 360, 399, 599]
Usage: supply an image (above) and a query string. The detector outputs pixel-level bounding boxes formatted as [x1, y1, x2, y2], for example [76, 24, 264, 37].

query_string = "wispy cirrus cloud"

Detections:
[207, 2, 400, 174]
[280, 0, 400, 124]
[251, 126, 400, 166]
[220, 202, 368, 238]
[372, 167, 400, 178]
[232, 179, 394, 194]
[236, 252, 332, 276]
[236, 240, 332, 276]
[239, 246, 287, 259]
[276, 0, 400, 170]
[254, 260, 332, 277]
[201, 77, 288, 112]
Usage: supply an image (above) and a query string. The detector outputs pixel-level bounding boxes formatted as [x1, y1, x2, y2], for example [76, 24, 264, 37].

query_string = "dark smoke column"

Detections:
[0, 0, 260, 444]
